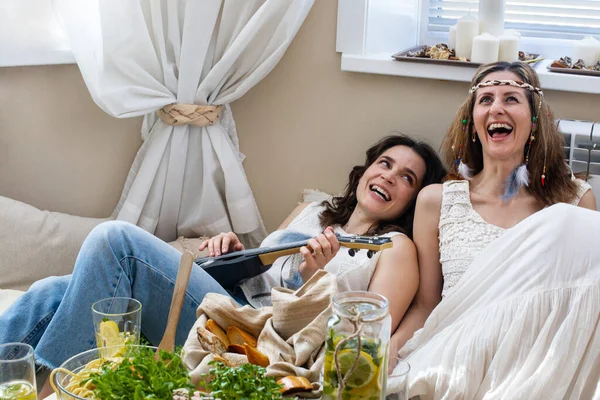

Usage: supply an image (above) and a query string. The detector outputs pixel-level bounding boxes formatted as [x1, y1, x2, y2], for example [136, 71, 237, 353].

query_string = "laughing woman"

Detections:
[0, 134, 445, 386]
[388, 62, 599, 399]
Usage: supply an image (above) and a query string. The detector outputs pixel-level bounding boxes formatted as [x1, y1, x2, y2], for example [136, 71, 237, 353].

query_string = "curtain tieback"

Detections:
[157, 103, 222, 127]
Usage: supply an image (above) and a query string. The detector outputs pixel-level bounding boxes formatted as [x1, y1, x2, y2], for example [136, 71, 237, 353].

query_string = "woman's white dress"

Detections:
[388, 180, 600, 400]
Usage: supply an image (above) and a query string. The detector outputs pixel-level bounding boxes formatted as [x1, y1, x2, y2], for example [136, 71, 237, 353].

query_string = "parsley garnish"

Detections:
[86, 346, 194, 399]
[200, 361, 285, 400]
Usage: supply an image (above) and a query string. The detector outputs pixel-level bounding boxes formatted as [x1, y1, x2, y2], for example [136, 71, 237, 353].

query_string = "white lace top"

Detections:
[439, 179, 591, 297]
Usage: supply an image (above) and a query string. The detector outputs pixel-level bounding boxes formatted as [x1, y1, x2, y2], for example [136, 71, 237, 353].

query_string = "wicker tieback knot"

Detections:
[157, 103, 222, 127]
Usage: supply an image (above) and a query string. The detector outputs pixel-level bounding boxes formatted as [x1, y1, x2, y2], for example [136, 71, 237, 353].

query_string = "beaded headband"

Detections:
[469, 79, 544, 96]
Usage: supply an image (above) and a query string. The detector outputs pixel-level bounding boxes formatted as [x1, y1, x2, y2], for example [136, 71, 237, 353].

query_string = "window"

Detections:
[0, 0, 73, 67]
[425, 0, 600, 41]
[337, 0, 420, 55]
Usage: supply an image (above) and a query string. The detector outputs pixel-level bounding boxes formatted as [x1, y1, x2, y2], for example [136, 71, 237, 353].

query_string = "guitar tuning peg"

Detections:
[367, 250, 374, 259]
[348, 248, 356, 257]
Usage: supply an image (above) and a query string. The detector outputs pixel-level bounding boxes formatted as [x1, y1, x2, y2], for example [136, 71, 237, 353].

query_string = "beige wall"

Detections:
[0, 65, 142, 217]
[1, 0, 598, 230]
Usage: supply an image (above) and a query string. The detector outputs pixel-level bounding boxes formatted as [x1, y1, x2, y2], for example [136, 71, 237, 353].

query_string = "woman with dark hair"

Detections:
[0, 134, 446, 377]
[388, 62, 599, 399]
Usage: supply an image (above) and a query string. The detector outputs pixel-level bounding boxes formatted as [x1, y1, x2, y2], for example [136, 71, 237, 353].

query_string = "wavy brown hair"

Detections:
[319, 134, 446, 238]
[441, 61, 577, 205]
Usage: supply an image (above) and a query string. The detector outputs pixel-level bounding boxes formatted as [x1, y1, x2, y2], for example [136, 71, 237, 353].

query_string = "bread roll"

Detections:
[206, 319, 230, 348]
[227, 326, 258, 348]
[276, 376, 313, 394]
[197, 326, 227, 355]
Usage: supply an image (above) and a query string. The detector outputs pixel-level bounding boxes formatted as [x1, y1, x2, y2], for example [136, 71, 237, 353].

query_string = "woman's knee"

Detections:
[83, 221, 143, 251]
[28, 276, 69, 296]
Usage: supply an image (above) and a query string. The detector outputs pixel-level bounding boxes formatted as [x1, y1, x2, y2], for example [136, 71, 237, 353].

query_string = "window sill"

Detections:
[341, 53, 600, 94]
[0, 49, 75, 68]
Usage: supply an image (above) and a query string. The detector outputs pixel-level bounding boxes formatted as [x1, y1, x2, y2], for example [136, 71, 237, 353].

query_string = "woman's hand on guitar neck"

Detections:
[199, 232, 245, 257]
[298, 227, 340, 282]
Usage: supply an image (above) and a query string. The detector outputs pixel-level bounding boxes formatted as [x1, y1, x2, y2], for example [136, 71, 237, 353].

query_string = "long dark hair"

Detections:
[319, 134, 446, 238]
[442, 61, 577, 205]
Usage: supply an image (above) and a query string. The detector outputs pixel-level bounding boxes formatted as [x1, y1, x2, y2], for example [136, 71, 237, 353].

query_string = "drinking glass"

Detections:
[0, 343, 37, 400]
[91, 297, 142, 357]
[385, 357, 410, 400]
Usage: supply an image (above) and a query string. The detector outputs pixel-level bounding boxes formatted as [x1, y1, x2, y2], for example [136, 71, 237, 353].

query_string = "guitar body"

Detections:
[195, 251, 271, 291]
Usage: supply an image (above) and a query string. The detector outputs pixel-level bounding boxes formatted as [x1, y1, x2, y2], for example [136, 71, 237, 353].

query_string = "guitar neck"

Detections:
[255, 235, 393, 265]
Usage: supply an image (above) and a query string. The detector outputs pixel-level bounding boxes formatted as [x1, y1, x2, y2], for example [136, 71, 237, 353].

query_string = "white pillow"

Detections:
[302, 188, 333, 203]
[0, 196, 109, 290]
[0, 289, 24, 315]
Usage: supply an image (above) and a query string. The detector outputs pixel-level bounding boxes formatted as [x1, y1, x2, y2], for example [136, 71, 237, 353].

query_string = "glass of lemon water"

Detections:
[0, 343, 37, 400]
[92, 297, 142, 357]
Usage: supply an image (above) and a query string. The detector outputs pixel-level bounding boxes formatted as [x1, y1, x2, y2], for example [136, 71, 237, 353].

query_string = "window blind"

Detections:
[0, 0, 72, 67]
[428, 0, 600, 39]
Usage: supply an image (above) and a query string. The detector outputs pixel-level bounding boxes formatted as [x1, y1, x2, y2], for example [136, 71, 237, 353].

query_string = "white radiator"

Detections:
[558, 119, 600, 210]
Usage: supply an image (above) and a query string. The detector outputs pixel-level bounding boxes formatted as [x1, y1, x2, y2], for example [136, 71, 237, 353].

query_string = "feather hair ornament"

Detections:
[458, 161, 473, 180]
[502, 164, 529, 202]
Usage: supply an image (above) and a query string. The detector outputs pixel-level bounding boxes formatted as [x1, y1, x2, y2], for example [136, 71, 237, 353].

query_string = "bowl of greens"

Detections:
[50, 345, 194, 400]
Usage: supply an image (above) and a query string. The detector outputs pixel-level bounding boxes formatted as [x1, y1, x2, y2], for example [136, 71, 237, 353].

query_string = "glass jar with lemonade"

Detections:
[322, 291, 391, 400]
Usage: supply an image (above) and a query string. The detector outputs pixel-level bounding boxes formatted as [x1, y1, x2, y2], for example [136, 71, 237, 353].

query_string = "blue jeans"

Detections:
[0, 221, 246, 369]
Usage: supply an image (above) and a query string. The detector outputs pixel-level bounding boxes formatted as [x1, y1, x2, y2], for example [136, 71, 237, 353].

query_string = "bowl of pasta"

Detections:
[49, 345, 195, 400]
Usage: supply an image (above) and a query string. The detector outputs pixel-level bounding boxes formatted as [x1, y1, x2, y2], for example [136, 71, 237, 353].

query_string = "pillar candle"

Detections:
[592, 36, 600, 63]
[573, 36, 599, 67]
[456, 13, 479, 59]
[498, 33, 520, 62]
[471, 33, 500, 64]
[449, 25, 457, 50]
[479, 0, 505, 37]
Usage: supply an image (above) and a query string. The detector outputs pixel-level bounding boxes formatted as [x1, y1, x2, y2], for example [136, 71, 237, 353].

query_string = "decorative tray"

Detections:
[546, 57, 600, 77]
[392, 45, 541, 68]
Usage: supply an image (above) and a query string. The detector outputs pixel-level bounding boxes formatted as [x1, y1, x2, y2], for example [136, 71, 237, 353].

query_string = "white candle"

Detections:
[592, 36, 600, 64]
[449, 25, 457, 50]
[504, 29, 521, 38]
[479, 0, 505, 37]
[456, 13, 479, 59]
[573, 36, 599, 66]
[471, 33, 500, 64]
[498, 33, 520, 62]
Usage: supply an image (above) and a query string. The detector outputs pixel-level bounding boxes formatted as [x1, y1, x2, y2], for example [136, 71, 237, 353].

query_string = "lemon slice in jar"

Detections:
[97, 320, 126, 357]
[99, 320, 119, 340]
[336, 349, 377, 389]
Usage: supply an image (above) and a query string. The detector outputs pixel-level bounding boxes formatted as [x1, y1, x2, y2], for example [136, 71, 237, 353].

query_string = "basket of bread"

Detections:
[183, 270, 339, 399]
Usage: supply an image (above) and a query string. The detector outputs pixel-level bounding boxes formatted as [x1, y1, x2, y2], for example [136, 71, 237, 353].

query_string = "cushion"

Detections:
[0, 289, 24, 315]
[302, 188, 333, 203]
[0, 195, 109, 291]
[169, 236, 210, 259]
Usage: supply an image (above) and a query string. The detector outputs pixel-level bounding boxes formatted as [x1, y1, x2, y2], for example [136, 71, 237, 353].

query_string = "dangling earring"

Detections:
[453, 143, 473, 180]
[525, 134, 534, 166]
[502, 115, 538, 202]
[462, 118, 477, 143]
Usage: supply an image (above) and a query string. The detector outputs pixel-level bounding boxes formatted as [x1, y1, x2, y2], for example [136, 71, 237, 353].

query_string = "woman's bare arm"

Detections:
[578, 190, 597, 211]
[368, 234, 419, 336]
[389, 184, 444, 354]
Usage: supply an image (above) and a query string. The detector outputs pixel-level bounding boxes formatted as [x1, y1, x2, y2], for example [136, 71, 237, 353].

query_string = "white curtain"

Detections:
[54, 0, 315, 247]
